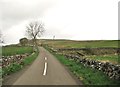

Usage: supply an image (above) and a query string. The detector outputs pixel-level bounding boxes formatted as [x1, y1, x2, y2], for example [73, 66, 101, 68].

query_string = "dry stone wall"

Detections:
[1, 53, 29, 68]
[49, 47, 120, 80]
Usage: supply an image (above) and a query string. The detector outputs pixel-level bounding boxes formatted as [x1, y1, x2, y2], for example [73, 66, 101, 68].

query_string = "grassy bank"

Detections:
[45, 47, 120, 86]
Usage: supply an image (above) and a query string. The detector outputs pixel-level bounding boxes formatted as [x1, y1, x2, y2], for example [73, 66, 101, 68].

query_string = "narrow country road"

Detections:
[5, 47, 82, 85]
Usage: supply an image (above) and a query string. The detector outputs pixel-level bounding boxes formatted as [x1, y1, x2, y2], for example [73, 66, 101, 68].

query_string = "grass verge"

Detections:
[23, 51, 39, 65]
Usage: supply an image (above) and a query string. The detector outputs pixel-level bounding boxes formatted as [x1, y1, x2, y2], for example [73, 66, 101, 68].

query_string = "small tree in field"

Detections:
[19, 38, 28, 46]
[26, 21, 45, 46]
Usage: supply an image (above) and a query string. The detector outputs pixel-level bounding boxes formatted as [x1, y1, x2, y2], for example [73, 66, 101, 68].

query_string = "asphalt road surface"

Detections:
[5, 47, 82, 85]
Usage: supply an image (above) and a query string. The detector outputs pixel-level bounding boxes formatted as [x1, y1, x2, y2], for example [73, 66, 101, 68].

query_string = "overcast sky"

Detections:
[0, 0, 119, 45]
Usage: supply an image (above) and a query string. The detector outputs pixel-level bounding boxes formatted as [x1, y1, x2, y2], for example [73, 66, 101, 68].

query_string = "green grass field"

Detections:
[42, 39, 120, 64]
[41, 40, 119, 48]
[2, 46, 33, 56]
[86, 55, 120, 64]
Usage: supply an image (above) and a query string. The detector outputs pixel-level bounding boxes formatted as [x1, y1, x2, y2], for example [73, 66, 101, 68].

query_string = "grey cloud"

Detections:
[0, 0, 57, 31]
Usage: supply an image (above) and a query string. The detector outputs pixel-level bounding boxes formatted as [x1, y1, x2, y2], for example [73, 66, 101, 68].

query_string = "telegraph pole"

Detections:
[53, 35, 55, 40]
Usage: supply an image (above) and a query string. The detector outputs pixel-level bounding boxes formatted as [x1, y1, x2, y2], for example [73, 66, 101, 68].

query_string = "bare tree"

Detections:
[26, 21, 45, 46]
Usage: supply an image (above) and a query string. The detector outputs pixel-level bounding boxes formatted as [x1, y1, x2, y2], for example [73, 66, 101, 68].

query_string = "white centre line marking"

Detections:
[43, 62, 47, 76]
[45, 57, 47, 60]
